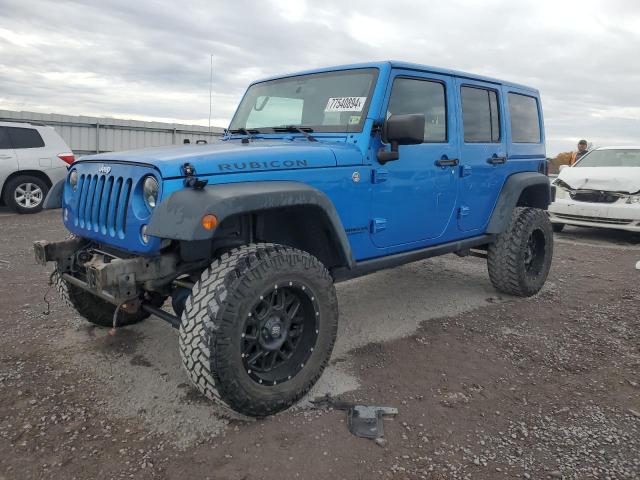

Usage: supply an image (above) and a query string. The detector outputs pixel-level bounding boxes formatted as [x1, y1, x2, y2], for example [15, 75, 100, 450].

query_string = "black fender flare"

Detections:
[43, 179, 64, 209]
[146, 181, 354, 268]
[486, 172, 551, 234]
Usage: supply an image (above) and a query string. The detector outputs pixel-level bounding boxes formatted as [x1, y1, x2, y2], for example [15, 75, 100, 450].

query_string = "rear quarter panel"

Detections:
[15, 143, 49, 170]
[39, 127, 72, 183]
[495, 85, 547, 205]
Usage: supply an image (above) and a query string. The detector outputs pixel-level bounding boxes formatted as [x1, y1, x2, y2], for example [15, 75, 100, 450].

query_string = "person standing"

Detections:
[570, 139, 589, 165]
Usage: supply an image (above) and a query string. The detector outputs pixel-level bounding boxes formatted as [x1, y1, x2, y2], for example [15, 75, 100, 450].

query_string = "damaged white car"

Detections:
[549, 147, 640, 233]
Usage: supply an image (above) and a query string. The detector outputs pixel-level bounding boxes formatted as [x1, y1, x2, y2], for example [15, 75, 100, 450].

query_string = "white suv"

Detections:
[0, 121, 74, 214]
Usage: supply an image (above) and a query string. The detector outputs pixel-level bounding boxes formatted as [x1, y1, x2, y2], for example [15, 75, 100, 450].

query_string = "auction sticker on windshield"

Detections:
[325, 97, 367, 112]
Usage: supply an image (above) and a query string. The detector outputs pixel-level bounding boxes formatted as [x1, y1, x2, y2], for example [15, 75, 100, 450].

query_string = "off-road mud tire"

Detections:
[178, 243, 339, 417]
[487, 207, 553, 297]
[53, 270, 158, 327]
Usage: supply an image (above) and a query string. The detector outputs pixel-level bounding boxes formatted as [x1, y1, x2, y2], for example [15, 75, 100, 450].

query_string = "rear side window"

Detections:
[461, 86, 500, 143]
[6, 127, 45, 149]
[508, 93, 541, 143]
[387, 78, 447, 142]
[0, 127, 12, 149]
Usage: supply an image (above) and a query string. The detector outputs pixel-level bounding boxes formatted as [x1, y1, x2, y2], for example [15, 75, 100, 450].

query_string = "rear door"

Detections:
[371, 70, 459, 248]
[0, 127, 18, 186]
[7, 126, 51, 170]
[456, 79, 507, 232]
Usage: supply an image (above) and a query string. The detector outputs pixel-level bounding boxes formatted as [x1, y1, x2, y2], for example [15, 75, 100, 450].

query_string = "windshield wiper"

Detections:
[273, 125, 317, 142]
[227, 128, 260, 140]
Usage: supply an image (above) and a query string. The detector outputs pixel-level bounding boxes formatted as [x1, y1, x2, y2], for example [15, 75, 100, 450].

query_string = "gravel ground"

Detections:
[0, 208, 638, 479]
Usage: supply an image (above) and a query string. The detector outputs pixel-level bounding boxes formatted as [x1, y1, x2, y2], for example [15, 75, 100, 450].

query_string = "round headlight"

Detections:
[69, 170, 78, 191]
[143, 176, 159, 209]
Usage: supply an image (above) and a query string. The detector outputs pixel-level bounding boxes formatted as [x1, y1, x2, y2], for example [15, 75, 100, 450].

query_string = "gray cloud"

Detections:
[0, 0, 638, 154]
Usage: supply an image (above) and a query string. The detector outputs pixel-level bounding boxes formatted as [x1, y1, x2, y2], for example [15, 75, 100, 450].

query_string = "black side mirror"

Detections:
[377, 114, 425, 164]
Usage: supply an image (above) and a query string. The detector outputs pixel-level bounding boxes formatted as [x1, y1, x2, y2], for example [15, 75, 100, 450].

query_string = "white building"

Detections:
[0, 109, 225, 156]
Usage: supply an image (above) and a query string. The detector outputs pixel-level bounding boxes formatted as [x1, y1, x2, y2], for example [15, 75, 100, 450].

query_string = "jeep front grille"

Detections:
[74, 173, 132, 238]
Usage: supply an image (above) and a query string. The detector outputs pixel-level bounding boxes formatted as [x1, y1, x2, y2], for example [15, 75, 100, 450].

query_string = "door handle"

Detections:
[487, 156, 507, 165]
[435, 158, 459, 167]
[0, 155, 13, 159]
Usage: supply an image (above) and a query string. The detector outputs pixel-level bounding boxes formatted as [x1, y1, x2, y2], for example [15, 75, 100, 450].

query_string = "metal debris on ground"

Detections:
[347, 405, 398, 439]
[310, 395, 398, 439]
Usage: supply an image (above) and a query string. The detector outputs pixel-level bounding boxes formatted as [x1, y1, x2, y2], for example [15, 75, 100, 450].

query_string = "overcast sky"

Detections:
[0, 0, 638, 155]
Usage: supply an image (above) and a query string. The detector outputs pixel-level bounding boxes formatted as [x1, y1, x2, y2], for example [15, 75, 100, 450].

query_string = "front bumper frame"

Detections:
[34, 238, 182, 303]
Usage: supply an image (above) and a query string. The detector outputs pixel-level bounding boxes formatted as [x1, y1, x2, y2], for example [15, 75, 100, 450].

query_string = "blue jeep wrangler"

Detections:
[35, 61, 552, 417]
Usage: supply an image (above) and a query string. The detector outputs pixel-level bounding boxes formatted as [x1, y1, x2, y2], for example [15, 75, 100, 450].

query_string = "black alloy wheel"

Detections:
[241, 282, 319, 386]
[524, 229, 546, 277]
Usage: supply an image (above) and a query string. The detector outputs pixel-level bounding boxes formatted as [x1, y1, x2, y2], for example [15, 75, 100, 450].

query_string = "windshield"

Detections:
[229, 68, 378, 133]
[576, 149, 640, 168]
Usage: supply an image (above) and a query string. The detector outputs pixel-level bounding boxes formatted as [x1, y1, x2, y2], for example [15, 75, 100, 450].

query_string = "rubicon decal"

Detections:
[218, 160, 308, 171]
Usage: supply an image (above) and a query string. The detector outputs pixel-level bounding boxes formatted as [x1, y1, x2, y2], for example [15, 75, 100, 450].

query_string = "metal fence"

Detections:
[0, 109, 224, 156]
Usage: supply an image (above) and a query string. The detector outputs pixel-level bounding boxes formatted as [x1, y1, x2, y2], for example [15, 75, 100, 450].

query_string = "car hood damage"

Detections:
[556, 167, 640, 194]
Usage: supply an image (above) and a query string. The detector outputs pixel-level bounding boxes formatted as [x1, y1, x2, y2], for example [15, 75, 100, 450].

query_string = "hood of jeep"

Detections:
[76, 139, 361, 178]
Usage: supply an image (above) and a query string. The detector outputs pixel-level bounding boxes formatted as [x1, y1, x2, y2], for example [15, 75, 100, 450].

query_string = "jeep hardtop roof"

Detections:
[251, 60, 539, 94]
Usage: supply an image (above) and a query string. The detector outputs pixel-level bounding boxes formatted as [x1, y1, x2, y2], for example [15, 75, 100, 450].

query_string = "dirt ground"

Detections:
[0, 208, 638, 480]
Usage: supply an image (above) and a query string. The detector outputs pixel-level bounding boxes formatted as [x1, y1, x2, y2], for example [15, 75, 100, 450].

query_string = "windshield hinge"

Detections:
[371, 120, 384, 137]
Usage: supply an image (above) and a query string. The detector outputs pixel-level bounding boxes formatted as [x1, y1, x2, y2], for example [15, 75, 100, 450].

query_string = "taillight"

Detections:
[57, 152, 75, 165]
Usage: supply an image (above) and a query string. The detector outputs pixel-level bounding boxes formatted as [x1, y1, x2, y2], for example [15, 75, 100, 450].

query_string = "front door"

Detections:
[455, 79, 508, 232]
[371, 71, 459, 249]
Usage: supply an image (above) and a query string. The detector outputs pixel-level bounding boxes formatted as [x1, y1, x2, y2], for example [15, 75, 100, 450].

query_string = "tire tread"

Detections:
[178, 243, 338, 417]
[54, 270, 154, 327]
[487, 207, 553, 297]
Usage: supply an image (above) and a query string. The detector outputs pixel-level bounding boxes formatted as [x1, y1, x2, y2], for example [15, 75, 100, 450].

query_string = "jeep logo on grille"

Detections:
[98, 165, 111, 175]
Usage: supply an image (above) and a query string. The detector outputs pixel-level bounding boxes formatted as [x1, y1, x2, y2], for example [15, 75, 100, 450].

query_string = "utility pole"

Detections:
[208, 54, 213, 139]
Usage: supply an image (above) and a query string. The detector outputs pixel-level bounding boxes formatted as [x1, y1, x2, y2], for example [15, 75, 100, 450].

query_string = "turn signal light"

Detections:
[201, 214, 218, 230]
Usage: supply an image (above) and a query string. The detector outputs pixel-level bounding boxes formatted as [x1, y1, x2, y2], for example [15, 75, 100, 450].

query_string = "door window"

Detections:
[0, 127, 12, 149]
[387, 78, 447, 142]
[6, 127, 45, 149]
[508, 93, 541, 143]
[461, 86, 500, 143]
